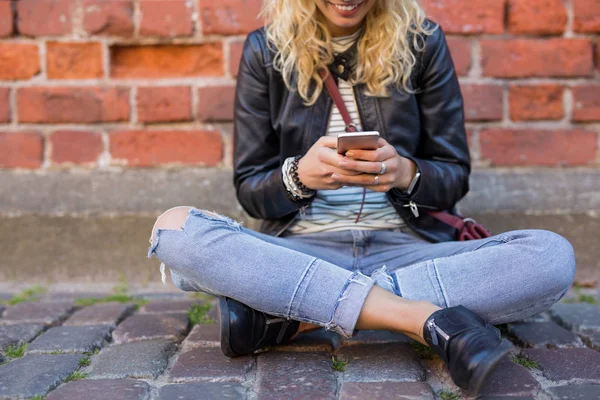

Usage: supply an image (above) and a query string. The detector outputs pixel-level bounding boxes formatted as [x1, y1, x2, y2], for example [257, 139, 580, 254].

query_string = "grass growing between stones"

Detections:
[49, 350, 64, 355]
[561, 283, 600, 305]
[188, 303, 216, 325]
[190, 292, 216, 302]
[78, 356, 91, 367]
[74, 283, 148, 309]
[511, 354, 540, 370]
[64, 371, 88, 382]
[4, 343, 27, 359]
[330, 356, 348, 372]
[30, 396, 45, 400]
[437, 390, 460, 400]
[410, 341, 437, 360]
[2, 285, 47, 305]
[83, 348, 100, 356]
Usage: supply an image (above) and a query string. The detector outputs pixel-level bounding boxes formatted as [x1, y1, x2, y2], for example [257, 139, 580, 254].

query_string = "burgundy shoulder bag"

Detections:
[320, 69, 491, 241]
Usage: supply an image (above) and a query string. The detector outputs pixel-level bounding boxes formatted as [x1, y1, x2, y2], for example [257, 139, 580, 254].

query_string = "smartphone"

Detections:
[337, 131, 380, 155]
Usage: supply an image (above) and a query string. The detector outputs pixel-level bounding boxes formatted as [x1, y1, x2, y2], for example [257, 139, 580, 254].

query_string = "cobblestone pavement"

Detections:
[0, 286, 598, 400]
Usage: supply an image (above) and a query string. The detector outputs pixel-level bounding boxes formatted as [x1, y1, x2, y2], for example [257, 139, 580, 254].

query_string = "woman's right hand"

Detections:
[296, 136, 362, 190]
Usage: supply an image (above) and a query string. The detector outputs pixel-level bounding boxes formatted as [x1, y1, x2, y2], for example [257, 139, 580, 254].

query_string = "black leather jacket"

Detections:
[232, 20, 471, 242]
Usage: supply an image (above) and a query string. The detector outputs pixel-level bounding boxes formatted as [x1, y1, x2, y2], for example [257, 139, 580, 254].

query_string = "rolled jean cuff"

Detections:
[327, 271, 375, 338]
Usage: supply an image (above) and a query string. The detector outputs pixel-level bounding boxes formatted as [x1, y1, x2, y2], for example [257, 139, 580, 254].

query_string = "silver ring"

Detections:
[379, 161, 387, 175]
[373, 175, 379, 185]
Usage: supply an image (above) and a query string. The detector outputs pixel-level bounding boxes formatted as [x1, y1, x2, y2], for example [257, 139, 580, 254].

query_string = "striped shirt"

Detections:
[284, 30, 407, 234]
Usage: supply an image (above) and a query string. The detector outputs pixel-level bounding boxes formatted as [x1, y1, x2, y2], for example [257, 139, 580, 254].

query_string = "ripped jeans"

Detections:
[147, 207, 576, 338]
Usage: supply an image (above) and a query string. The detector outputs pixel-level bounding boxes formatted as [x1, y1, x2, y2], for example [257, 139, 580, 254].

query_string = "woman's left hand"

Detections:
[331, 137, 417, 192]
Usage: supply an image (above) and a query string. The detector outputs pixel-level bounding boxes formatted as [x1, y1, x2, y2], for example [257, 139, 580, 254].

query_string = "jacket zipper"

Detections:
[426, 318, 449, 346]
[402, 201, 437, 218]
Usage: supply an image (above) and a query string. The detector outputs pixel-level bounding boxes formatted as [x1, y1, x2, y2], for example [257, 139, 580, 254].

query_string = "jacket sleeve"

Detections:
[232, 30, 309, 219]
[389, 24, 471, 211]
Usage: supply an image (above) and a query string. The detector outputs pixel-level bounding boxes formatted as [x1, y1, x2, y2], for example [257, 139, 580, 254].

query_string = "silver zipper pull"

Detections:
[427, 319, 438, 346]
[404, 201, 419, 218]
[299, 205, 308, 218]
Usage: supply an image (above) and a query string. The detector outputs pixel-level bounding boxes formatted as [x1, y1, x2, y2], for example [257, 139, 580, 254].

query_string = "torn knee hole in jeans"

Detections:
[371, 264, 400, 296]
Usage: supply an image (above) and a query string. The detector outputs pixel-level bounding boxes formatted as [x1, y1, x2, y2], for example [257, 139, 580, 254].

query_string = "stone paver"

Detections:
[0, 323, 44, 350]
[546, 384, 600, 399]
[90, 339, 176, 379]
[182, 323, 220, 347]
[523, 348, 600, 382]
[169, 347, 253, 382]
[139, 299, 198, 314]
[479, 359, 540, 397]
[26, 325, 111, 354]
[46, 379, 151, 400]
[508, 321, 583, 348]
[338, 343, 426, 382]
[112, 313, 189, 344]
[550, 303, 600, 332]
[158, 382, 245, 400]
[342, 329, 412, 346]
[64, 303, 135, 327]
[0, 354, 83, 399]
[339, 382, 435, 399]
[1, 301, 75, 324]
[255, 352, 337, 399]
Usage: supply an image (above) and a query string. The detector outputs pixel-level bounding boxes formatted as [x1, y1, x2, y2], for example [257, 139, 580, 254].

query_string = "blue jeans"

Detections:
[148, 207, 576, 338]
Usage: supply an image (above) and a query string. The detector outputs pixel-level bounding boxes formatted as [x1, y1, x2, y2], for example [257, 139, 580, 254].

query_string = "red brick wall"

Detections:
[0, 0, 599, 170]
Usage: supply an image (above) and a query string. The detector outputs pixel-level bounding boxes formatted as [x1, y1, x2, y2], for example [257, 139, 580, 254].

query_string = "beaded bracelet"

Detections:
[289, 155, 316, 196]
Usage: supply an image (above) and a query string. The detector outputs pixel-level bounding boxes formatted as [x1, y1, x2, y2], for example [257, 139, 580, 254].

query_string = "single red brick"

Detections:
[0, 43, 40, 81]
[18, 87, 129, 123]
[508, 0, 566, 35]
[17, 0, 75, 37]
[228, 40, 244, 77]
[199, 0, 264, 35]
[461, 84, 503, 121]
[509, 85, 564, 121]
[137, 87, 192, 123]
[0, 131, 43, 169]
[110, 44, 224, 78]
[83, 0, 134, 37]
[50, 130, 103, 164]
[140, 0, 193, 37]
[109, 130, 223, 167]
[420, 0, 504, 34]
[480, 129, 597, 166]
[481, 39, 593, 78]
[446, 37, 471, 76]
[0, 0, 12, 37]
[0, 88, 9, 123]
[197, 86, 235, 122]
[47, 42, 103, 79]
[573, 0, 600, 33]
[572, 86, 600, 122]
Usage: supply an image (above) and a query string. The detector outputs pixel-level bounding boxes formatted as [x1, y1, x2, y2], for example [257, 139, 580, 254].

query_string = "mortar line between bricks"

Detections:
[72, 0, 84, 37]
[565, 0, 575, 38]
[133, 0, 141, 38]
[469, 39, 481, 78]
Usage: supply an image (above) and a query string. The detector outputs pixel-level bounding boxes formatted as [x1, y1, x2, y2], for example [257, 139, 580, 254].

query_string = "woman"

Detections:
[148, 0, 576, 395]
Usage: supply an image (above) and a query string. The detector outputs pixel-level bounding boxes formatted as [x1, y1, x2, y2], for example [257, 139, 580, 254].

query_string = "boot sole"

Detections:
[466, 338, 513, 397]
[218, 296, 237, 358]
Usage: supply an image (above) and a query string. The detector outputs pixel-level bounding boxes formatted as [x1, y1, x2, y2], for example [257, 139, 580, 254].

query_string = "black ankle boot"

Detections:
[422, 305, 513, 396]
[218, 296, 301, 357]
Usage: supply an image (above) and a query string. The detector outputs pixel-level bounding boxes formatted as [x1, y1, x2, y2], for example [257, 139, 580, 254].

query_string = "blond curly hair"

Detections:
[261, 0, 438, 105]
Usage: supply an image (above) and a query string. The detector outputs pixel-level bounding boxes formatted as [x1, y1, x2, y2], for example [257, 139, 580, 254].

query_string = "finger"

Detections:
[339, 158, 393, 174]
[318, 147, 347, 168]
[345, 145, 395, 162]
[331, 172, 393, 186]
[317, 136, 338, 149]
